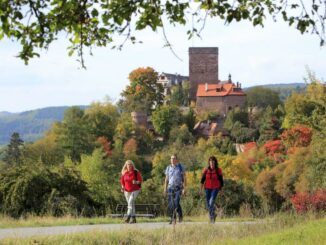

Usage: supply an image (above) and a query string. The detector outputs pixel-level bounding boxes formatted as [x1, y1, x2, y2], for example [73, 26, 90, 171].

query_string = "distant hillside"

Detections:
[0, 106, 87, 145]
[245, 83, 306, 101]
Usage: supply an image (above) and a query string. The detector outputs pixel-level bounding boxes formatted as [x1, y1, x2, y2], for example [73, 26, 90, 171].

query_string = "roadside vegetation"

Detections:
[1, 213, 325, 244]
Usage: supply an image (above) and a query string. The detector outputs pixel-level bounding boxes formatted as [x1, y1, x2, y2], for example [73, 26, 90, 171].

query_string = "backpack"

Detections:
[134, 170, 141, 188]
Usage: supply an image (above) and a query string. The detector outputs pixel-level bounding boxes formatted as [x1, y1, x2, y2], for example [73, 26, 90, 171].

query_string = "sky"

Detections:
[0, 16, 325, 113]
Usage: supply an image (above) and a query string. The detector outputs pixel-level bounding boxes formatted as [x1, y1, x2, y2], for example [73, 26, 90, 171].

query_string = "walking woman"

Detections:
[200, 156, 224, 223]
[120, 160, 142, 224]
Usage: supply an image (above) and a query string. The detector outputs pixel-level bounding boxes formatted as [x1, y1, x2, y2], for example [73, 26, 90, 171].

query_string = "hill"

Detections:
[0, 106, 86, 145]
[244, 83, 306, 101]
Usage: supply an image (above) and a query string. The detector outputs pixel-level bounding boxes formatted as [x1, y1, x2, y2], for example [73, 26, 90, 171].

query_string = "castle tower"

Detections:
[189, 47, 219, 100]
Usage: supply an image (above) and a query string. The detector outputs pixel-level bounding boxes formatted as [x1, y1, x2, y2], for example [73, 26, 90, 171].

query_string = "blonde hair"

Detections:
[121, 160, 138, 175]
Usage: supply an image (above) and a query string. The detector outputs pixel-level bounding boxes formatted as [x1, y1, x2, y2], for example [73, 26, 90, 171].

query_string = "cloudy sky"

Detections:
[0, 16, 325, 112]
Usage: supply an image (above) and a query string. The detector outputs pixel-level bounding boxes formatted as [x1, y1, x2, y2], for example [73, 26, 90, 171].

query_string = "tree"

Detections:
[3, 132, 24, 165]
[246, 87, 282, 109]
[151, 105, 182, 139]
[55, 107, 94, 163]
[85, 101, 120, 141]
[120, 67, 164, 114]
[223, 107, 249, 130]
[1, 1, 325, 66]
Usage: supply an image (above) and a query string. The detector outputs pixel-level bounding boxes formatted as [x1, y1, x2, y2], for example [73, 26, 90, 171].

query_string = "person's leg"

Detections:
[175, 189, 182, 222]
[124, 191, 132, 222]
[129, 190, 140, 223]
[167, 188, 174, 223]
[208, 189, 219, 223]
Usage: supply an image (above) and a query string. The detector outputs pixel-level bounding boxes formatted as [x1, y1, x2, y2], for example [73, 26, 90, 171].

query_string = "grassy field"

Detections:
[1, 213, 325, 244]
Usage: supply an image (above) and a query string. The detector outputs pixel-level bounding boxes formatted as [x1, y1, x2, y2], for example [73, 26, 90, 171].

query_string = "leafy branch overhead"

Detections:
[0, 0, 325, 66]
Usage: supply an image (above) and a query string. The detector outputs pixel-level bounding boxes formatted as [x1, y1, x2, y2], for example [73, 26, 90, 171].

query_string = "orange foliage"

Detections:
[123, 138, 138, 156]
[243, 142, 257, 152]
[263, 140, 285, 155]
[281, 125, 312, 148]
[97, 136, 112, 157]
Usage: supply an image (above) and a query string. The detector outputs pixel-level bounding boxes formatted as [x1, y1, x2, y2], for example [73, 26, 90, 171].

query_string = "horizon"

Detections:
[1, 17, 325, 112]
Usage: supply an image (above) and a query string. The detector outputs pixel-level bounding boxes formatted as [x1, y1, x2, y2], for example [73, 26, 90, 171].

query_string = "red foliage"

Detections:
[244, 142, 257, 152]
[281, 125, 313, 148]
[97, 136, 112, 157]
[263, 140, 285, 155]
[291, 190, 326, 214]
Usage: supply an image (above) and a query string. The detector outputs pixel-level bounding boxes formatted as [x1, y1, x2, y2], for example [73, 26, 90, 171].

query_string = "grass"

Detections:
[1, 213, 325, 244]
[0, 214, 255, 228]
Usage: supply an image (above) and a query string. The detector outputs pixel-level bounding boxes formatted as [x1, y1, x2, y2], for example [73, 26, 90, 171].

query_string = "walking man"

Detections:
[164, 154, 186, 224]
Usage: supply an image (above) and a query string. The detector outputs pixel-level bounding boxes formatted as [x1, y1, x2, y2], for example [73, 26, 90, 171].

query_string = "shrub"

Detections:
[291, 189, 326, 214]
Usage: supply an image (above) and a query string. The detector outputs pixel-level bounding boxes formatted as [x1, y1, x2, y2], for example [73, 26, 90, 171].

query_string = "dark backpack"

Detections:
[134, 170, 141, 188]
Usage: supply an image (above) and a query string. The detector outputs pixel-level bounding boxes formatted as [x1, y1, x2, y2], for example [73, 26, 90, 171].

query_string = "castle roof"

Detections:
[196, 83, 246, 97]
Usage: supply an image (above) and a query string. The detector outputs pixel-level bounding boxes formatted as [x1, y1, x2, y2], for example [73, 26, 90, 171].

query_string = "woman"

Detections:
[200, 156, 224, 223]
[120, 160, 142, 224]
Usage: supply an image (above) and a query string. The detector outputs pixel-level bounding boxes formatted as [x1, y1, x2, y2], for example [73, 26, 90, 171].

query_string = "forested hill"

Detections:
[0, 106, 87, 145]
[0, 83, 305, 145]
[244, 83, 306, 101]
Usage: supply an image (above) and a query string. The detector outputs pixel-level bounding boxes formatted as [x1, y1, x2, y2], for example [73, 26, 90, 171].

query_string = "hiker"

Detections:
[200, 156, 224, 223]
[120, 160, 142, 224]
[164, 154, 186, 224]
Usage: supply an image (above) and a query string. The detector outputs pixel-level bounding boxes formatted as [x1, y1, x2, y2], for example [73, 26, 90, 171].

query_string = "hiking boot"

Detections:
[178, 215, 183, 223]
[124, 216, 131, 223]
[129, 216, 137, 224]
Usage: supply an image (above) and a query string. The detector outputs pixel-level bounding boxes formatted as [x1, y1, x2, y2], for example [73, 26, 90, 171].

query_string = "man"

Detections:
[164, 154, 186, 224]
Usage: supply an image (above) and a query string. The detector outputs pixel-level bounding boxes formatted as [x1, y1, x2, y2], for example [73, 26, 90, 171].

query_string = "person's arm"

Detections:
[120, 174, 125, 192]
[218, 168, 224, 188]
[164, 176, 169, 197]
[200, 170, 206, 194]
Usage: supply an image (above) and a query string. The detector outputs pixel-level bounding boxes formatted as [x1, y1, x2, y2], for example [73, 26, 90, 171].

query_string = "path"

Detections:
[0, 221, 258, 240]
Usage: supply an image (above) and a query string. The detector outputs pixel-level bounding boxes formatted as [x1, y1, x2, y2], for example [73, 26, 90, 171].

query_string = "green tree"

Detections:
[120, 67, 164, 114]
[258, 106, 281, 144]
[246, 87, 282, 109]
[152, 105, 182, 139]
[3, 132, 24, 165]
[85, 101, 120, 141]
[223, 108, 249, 130]
[55, 107, 94, 163]
[1, 1, 325, 65]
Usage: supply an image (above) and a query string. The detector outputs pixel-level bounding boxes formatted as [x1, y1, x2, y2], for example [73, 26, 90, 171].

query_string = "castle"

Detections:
[160, 47, 246, 115]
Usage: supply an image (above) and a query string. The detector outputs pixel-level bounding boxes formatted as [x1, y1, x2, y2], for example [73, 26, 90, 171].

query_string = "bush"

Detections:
[0, 165, 96, 218]
[291, 190, 326, 214]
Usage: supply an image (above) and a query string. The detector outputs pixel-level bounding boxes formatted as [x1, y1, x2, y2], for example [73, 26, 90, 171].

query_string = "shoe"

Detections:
[129, 216, 136, 224]
[124, 216, 131, 223]
[178, 216, 183, 223]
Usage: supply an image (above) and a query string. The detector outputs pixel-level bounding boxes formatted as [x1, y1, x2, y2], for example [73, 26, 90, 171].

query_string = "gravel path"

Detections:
[0, 221, 258, 240]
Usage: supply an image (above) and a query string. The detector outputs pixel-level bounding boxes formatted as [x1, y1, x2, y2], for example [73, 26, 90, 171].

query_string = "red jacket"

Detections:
[201, 167, 223, 189]
[120, 170, 142, 192]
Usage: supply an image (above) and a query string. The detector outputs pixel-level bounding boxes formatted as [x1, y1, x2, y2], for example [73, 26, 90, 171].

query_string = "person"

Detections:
[200, 156, 224, 223]
[120, 160, 142, 224]
[164, 154, 186, 224]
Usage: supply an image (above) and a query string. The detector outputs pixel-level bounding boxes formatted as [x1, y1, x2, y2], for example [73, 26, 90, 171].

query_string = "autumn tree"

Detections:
[121, 67, 164, 114]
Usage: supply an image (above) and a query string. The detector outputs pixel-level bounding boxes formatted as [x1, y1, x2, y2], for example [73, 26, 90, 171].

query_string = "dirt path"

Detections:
[0, 221, 257, 240]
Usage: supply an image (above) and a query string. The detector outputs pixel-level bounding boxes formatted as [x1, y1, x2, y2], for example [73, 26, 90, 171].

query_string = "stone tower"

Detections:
[189, 47, 219, 100]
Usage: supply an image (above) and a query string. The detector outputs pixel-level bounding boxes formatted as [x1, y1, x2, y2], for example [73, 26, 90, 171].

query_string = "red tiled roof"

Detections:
[197, 83, 246, 97]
